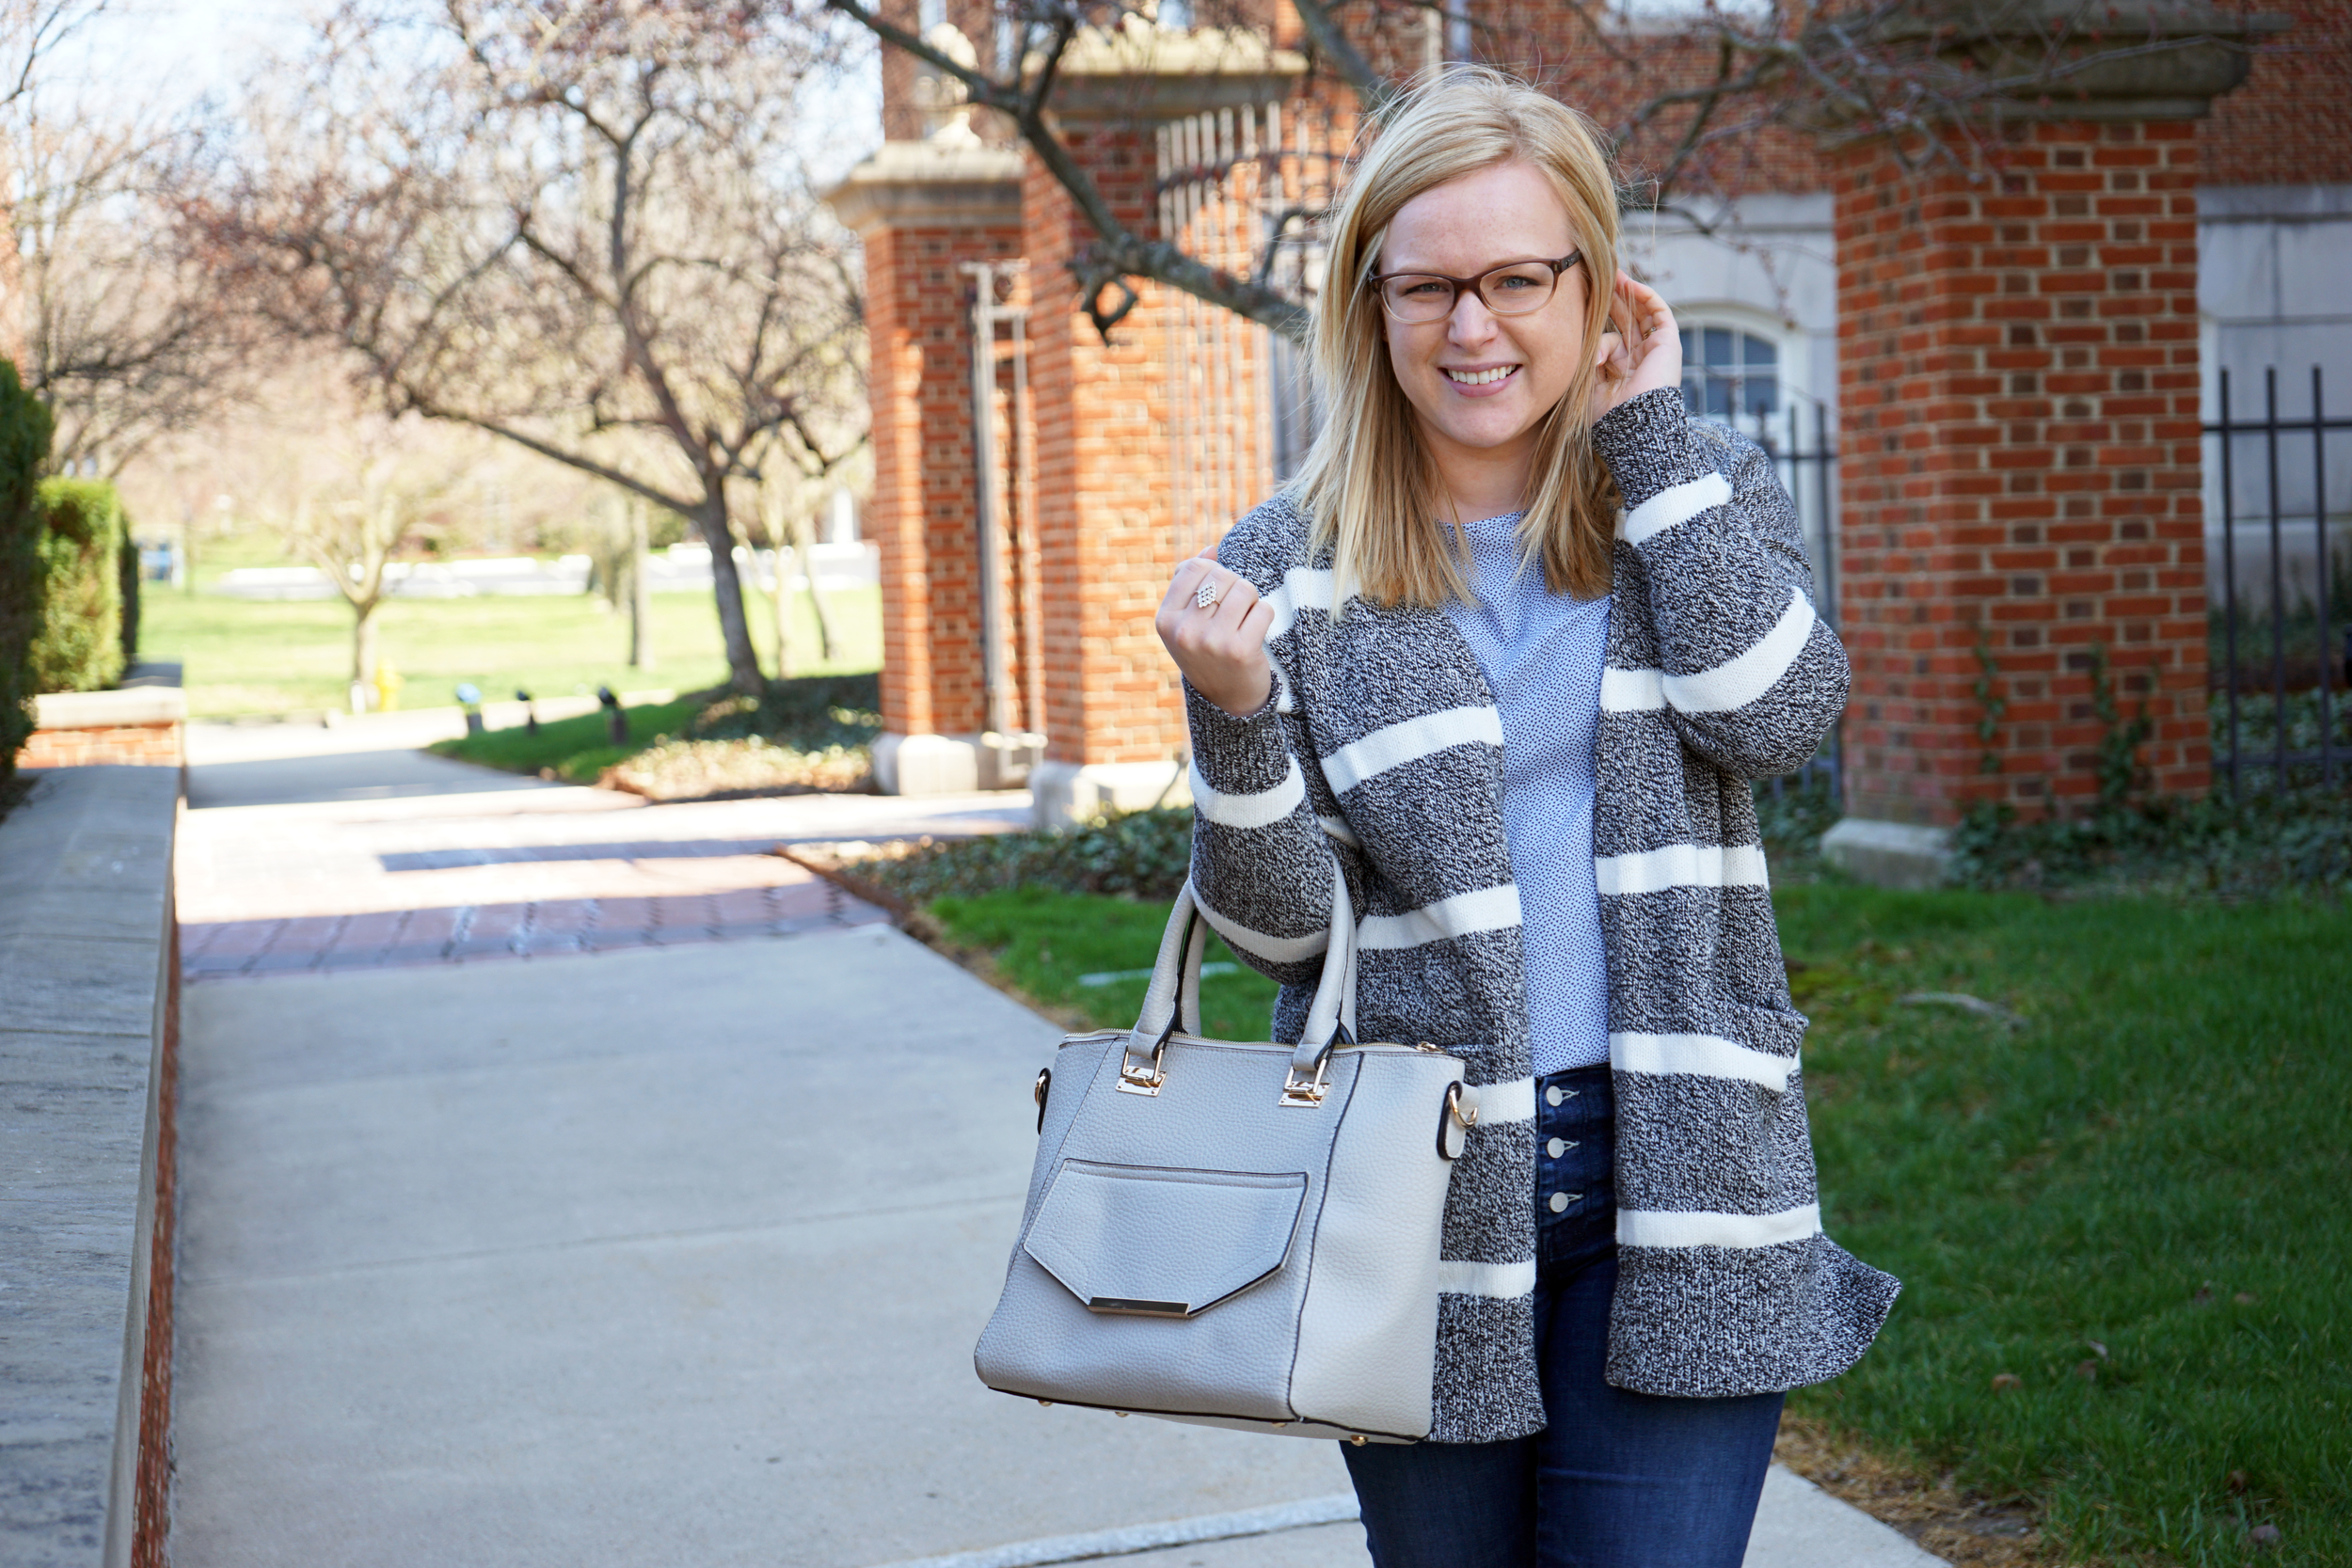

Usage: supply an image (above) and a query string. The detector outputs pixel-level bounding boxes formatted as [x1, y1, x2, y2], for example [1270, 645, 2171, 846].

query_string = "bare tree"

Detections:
[14, 109, 257, 473]
[0, 0, 253, 451]
[189, 0, 867, 693]
[815, 0, 2278, 342]
[0, 0, 109, 116]
[248, 408, 473, 696]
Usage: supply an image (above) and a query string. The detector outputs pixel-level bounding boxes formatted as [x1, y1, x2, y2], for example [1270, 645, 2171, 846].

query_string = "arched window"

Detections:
[1679, 325, 1781, 421]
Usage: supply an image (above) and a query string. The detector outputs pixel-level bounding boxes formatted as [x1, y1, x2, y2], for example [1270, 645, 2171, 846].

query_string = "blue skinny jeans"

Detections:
[1343, 1064, 1784, 1568]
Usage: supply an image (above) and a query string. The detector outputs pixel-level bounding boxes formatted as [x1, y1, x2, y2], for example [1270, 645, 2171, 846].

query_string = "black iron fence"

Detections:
[2207, 366, 2352, 795]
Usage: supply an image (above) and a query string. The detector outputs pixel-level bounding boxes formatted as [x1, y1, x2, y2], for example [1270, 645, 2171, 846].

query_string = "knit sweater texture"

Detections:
[1182, 388, 1899, 1444]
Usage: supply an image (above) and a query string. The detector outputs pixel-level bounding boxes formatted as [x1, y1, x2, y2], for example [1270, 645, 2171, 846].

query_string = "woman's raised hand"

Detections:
[1156, 546, 1276, 719]
[1589, 271, 1684, 421]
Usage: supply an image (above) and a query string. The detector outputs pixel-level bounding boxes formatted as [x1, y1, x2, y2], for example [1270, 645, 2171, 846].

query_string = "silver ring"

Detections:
[1195, 581, 1219, 610]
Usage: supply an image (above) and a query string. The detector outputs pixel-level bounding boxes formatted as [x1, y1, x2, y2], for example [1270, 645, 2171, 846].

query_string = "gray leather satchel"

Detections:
[973, 866, 1471, 1444]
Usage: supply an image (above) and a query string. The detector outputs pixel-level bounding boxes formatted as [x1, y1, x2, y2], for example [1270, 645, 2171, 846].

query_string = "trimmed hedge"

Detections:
[29, 477, 128, 695]
[0, 365, 56, 786]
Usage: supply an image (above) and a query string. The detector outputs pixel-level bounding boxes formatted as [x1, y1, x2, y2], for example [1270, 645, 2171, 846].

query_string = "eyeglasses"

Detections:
[1370, 252, 1584, 324]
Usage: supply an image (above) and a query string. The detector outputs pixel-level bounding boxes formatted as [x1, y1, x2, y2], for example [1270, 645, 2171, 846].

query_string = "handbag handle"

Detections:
[1121, 862, 1358, 1102]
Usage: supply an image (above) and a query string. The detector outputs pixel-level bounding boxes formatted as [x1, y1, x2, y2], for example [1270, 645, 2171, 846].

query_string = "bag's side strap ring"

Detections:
[1438, 1081, 1477, 1161]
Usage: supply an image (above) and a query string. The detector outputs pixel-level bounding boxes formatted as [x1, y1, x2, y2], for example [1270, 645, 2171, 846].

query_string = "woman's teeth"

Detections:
[1446, 366, 1517, 386]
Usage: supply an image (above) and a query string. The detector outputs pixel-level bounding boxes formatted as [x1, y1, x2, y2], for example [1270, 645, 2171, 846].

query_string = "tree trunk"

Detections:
[790, 504, 840, 662]
[694, 491, 763, 693]
[352, 597, 381, 687]
[770, 528, 793, 680]
[628, 497, 653, 671]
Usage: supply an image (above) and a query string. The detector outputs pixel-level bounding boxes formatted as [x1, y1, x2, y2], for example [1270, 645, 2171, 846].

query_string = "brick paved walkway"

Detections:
[182, 877, 884, 979]
[175, 721, 1019, 982]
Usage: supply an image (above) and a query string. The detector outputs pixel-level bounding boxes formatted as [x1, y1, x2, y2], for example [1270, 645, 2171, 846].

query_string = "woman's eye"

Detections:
[1402, 279, 1448, 298]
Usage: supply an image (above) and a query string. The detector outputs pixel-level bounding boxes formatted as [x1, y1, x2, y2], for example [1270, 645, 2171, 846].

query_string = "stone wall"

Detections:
[23, 682, 186, 772]
[0, 764, 183, 1567]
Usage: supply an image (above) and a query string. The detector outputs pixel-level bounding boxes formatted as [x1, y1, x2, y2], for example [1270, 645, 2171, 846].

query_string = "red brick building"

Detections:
[826, 0, 2350, 876]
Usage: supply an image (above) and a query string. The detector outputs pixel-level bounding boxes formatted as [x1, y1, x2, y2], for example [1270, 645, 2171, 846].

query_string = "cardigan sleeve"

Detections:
[1179, 527, 1370, 998]
[1589, 386, 1850, 780]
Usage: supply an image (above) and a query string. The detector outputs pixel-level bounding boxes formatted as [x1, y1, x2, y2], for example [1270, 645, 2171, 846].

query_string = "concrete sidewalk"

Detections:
[167, 721, 1943, 1567]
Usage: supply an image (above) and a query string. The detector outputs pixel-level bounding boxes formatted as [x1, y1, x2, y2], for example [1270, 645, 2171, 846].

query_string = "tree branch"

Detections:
[1285, 0, 1397, 115]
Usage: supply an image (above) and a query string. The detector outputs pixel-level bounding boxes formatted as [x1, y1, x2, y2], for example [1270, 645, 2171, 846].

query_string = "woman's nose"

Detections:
[1447, 291, 1499, 345]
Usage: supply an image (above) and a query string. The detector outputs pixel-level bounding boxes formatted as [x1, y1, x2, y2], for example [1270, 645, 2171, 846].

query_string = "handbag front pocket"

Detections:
[1024, 1161, 1308, 1319]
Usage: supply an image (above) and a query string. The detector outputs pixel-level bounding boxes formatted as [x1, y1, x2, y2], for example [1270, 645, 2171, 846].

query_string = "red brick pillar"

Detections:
[1021, 43, 1304, 825]
[1820, 13, 2267, 881]
[824, 142, 1024, 794]
[1023, 122, 1196, 823]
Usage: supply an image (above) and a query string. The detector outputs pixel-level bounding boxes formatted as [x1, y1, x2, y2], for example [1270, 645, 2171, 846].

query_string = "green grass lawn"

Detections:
[928, 885, 2351, 1566]
[428, 695, 707, 783]
[136, 581, 881, 719]
[930, 888, 1280, 1039]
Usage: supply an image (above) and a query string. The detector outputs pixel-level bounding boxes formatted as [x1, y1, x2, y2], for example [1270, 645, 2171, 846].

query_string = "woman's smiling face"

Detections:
[1376, 160, 1593, 506]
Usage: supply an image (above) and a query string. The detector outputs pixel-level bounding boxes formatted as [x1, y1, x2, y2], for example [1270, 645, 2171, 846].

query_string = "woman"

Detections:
[1152, 69, 1898, 1568]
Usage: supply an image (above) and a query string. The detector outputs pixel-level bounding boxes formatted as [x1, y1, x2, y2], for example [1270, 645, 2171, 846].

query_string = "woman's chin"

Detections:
[1426, 410, 1543, 457]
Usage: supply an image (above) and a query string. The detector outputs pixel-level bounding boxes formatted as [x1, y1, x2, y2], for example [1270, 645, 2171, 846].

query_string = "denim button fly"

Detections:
[1534, 1065, 1613, 1271]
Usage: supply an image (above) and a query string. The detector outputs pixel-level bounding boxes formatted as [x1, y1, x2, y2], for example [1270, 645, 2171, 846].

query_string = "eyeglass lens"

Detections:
[1382, 261, 1562, 322]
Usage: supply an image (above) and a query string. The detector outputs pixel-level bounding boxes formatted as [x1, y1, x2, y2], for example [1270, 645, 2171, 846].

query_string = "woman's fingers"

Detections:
[1158, 554, 1218, 624]
[1153, 550, 1274, 716]
[1593, 270, 1682, 407]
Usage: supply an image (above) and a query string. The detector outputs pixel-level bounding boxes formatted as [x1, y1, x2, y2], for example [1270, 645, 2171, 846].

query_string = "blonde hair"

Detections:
[1292, 67, 1625, 609]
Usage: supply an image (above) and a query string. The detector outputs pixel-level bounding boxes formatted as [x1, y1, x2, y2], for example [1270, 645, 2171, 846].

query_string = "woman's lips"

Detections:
[1443, 365, 1520, 396]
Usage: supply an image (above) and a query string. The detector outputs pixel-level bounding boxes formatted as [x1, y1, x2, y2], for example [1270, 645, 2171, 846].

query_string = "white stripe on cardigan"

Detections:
[1188, 757, 1305, 830]
[1594, 843, 1770, 896]
[1618, 1202, 1821, 1251]
[1358, 884, 1523, 950]
[1612, 1032, 1796, 1091]
[1619, 472, 1733, 546]
[1437, 1258, 1538, 1299]
[1320, 706, 1503, 796]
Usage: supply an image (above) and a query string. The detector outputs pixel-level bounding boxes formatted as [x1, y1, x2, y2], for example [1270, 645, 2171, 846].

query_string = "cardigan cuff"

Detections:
[1183, 673, 1295, 797]
[1590, 386, 1712, 511]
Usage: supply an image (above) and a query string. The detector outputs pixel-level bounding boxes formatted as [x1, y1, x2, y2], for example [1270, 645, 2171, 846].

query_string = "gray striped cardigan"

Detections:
[1182, 387, 1899, 1444]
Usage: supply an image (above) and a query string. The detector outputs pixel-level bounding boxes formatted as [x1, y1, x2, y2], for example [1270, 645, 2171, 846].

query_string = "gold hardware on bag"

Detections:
[1116, 1411, 1129, 1418]
[1438, 1081, 1478, 1162]
[1116, 1037, 1168, 1096]
[1415, 1041, 1440, 1053]
[1279, 1052, 1332, 1108]
[1038, 1400, 1053, 1407]
[1117, 1063, 1164, 1095]
[1349, 1434, 1368, 1447]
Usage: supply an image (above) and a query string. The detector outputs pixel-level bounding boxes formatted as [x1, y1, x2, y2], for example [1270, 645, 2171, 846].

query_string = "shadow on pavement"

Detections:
[187, 748, 551, 810]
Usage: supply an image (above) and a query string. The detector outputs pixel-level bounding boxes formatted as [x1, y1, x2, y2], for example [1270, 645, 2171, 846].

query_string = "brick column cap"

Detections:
[1035, 17, 1305, 121]
[822, 139, 1025, 236]
[1824, 0, 2288, 127]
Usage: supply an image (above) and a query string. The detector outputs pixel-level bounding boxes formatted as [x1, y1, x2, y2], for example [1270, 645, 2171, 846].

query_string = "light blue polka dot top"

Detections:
[1439, 513, 1613, 1074]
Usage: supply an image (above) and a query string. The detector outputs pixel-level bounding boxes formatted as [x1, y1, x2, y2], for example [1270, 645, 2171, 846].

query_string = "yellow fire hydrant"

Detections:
[372, 661, 405, 713]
